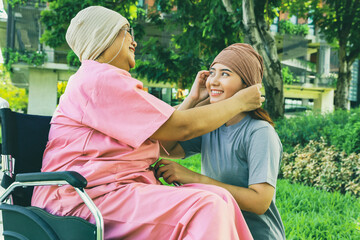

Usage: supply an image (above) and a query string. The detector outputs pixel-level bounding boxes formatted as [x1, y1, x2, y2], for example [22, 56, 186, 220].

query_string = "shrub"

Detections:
[278, 20, 309, 37]
[0, 67, 28, 113]
[275, 107, 360, 155]
[281, 138, 360, 197]
[66, 50, 81, 67]
[282, 66, 300, 85]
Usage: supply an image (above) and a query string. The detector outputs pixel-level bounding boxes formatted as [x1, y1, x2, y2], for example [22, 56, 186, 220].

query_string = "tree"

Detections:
[137, 0, 284, 119]
[222, 0, 284, 119]
[135, 0, 243, 90]
[40, 0, 286, 118]
[286, 0, 360, 110]
[40, 0, 142, 49]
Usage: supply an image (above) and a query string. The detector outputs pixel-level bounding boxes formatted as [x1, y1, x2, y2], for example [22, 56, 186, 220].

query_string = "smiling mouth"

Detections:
[129, 47, 135, 53]
[211, 90, 223, 96]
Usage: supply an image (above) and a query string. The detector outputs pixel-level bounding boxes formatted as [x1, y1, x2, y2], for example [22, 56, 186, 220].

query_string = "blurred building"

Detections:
[271, 12, 359, 113]
[1, 0, 76, 115]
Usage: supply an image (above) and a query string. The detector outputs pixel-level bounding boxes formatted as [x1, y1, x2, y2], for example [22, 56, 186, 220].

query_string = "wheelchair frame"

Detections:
[0, 108, 105, 240]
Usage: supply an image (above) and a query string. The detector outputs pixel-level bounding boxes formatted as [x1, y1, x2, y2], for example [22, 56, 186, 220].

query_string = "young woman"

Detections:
[155, 43, 286, 240]
[31, 6, 263, 240]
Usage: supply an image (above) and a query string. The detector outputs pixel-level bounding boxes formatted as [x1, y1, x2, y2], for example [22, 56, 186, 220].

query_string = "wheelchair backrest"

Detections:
[0, 108, 52, 206]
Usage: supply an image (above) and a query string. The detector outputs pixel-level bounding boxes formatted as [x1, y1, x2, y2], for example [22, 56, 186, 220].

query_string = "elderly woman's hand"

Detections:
[154, 159, 203, 185]
[234, 84, 265, 112]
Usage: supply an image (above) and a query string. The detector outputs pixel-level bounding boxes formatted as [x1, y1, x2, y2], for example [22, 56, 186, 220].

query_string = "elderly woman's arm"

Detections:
[151, 84, 263, 141]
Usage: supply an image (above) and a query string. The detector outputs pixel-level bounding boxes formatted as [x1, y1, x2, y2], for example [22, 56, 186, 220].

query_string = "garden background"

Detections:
[1, 0, 360, 239]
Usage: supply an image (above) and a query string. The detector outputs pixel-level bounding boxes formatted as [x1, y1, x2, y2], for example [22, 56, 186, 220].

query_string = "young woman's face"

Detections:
[100, 25, 137, 71]
[206, 63, 246, 104]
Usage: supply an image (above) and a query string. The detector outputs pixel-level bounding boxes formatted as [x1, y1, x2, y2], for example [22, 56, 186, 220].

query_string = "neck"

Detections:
[225, 112, 247, 126]
[96, 58, 130, 71]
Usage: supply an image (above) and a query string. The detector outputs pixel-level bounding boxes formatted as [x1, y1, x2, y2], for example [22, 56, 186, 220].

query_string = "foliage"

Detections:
[57, 81, 67, 103]
[134, 0, 244, 89]
[278, 20, 309, 37]
[2, 48, 47, 72]
[275, 107, 360, 155]
[0, 65, 28, 113]
[284, 0, 360, 109]
[308, 0, 360, 55]
[282, 66, 300, 85]
[281, 138, 360, 197]
[40, 0, 143, 49]
[66, 50, 81, 67]
[173, 154, 360, 238]
[6, 0, 28, 7]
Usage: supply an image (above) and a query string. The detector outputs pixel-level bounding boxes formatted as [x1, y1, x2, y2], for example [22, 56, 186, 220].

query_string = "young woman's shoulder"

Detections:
[247, 117, 275, 132]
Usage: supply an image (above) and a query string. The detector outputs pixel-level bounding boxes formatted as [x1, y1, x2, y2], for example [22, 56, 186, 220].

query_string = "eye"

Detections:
[209, 71, 215, 76]
[222, 72, 230, 77]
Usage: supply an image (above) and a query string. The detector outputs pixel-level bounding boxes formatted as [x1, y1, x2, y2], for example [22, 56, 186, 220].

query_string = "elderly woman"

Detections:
[31, 6, 263, 240]
[156, 44, 286, 240]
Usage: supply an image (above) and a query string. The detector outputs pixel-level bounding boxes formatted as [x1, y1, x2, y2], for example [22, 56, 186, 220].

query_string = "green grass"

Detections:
[171, 154, 360, 239]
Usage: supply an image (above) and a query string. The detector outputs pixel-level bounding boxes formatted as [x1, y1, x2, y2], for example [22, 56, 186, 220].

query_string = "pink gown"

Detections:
[31, 60, 252, 240]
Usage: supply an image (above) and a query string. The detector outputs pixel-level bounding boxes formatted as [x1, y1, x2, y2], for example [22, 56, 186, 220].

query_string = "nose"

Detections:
[209, 74, 220, 86]
[132, 40, 137, 48]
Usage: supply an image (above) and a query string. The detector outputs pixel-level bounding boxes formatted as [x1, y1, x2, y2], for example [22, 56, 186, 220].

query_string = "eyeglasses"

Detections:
[123, 27, 135, 41]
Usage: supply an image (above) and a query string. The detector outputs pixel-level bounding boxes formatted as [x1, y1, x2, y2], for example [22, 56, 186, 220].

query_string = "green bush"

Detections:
[3, 48, 46, 72]
[282, 66, 300, 85]
[281, 138, 360, 197]
[0, 65, 28, 113]
[275, 108, 360, 155]
[278, 20, 309, 37]
[275, 111, 327, 153]
[66, 50, 81, 67]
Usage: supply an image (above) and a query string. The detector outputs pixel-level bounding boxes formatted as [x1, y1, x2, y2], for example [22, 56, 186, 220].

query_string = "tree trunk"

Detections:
[242, 0, 284, 119]
[335, 44, 352, 109]
[222, 0, 284, 119]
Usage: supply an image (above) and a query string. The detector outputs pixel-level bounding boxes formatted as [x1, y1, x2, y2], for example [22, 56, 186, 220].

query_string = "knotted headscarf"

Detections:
[66, 6, 129, 62]
[210, 43, 264, 86]
[211, 43, 274, 126]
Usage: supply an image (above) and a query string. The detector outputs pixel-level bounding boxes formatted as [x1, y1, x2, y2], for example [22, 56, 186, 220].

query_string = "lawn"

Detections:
[170, 154, 360, 240]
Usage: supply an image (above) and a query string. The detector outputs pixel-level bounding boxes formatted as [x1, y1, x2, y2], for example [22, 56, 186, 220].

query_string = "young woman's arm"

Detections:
[159, 71, 210, 157]
[154, 159, 274, 215]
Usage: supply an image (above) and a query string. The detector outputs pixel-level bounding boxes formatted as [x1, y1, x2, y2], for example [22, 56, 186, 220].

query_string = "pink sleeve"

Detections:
[82, 68, 175, 148]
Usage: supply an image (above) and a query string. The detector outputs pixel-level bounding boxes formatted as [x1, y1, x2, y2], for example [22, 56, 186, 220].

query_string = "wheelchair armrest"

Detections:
[15, 171, 88, 188]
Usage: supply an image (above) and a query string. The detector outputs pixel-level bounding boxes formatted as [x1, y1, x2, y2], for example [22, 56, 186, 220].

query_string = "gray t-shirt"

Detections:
[179, 115, 285, 240]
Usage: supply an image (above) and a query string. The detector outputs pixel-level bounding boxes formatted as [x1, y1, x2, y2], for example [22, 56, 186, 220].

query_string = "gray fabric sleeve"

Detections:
[179, 136, 202, 159]
[246, 126, 282, 188]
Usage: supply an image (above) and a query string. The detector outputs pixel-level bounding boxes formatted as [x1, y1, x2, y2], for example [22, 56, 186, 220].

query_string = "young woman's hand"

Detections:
[234, 84, 265, 112]
[188, 70, 210, 103]
[154, 159, 202, 185]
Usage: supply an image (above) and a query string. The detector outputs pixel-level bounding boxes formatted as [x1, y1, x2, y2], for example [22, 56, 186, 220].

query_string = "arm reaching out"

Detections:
[152, 83, 264, 141]
[154, 159, 274, 215]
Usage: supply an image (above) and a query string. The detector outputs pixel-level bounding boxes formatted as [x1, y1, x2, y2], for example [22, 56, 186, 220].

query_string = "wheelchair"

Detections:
[0, 108, 104, 240]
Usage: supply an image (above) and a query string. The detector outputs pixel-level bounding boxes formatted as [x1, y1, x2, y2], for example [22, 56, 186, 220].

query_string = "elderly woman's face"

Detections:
[99, 25, 137, 71]
[206, 63, 245, 104]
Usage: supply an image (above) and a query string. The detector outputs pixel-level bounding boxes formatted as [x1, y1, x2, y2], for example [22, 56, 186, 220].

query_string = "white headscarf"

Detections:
[66, 6, 129, 62]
